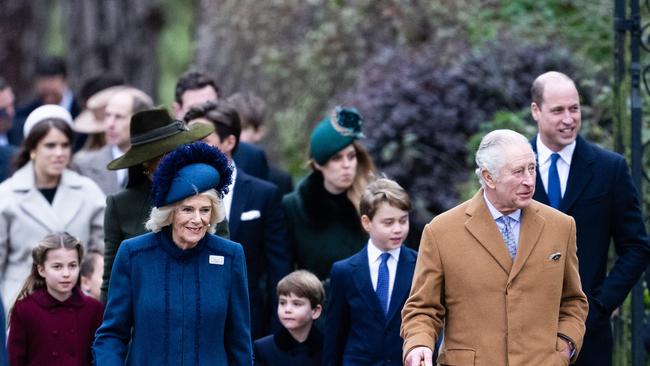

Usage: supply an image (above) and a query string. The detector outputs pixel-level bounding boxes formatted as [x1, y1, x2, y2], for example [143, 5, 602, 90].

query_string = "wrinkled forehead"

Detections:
[501, 143, 535, 166]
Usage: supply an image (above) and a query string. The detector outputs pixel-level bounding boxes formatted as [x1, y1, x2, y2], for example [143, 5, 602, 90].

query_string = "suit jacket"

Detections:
[0, 162, 105, 312]
[268, 165, 293, 197]
[233, 142, 269, 180]
[531, 136, 649, 326]
[100, 179, 231, 302]
[401, 190, 588, 366]
[73, 145, 122, 195]
[0, 144, 16, 183]
[323, 245, 417, 366]
[93, 230, 252, 365]
[230, 169, 292, 339]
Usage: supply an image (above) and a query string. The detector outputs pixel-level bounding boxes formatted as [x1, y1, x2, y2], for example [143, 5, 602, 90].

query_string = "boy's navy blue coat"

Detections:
[323, 246, 417, 366]
[253, 326, 323, 366]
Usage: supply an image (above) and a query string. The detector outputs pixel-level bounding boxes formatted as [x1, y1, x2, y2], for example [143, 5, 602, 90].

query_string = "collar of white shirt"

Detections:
[483, 190, 521, 223]
[367, 239, 401, 264]
[536, 134, 576, 167]
[223, 163, 237, 220]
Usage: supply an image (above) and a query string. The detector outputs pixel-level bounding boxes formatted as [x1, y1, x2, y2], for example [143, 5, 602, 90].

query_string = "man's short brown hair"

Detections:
[277, 270, 325, 309]
[359, 178, 411, 219]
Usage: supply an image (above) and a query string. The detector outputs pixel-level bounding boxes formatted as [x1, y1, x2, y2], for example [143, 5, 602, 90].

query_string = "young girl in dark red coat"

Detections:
[7, 232, 104, 366]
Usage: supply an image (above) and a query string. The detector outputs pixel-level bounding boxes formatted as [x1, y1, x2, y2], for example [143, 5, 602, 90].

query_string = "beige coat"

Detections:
[74, 144, 122, 196]
[401, 190, 588, 366]
[0, 162, 105, 311]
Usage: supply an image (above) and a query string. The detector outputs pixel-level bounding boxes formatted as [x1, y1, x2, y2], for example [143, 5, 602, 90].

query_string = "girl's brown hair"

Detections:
[13, 232, 84, 304]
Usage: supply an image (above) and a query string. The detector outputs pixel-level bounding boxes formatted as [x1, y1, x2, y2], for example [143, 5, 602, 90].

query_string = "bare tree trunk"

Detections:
[63, 0, 165, 99]
[0, 0, 52, 103]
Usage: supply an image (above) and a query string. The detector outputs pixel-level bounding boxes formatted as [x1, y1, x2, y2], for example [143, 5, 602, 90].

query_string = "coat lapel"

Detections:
[559, 136, 595, 213]
[350, 248, 386, 323]
[13, 163, 59, 232]
[51, 169, 84, 228]
[386, 248, 416, 322]
[507, 203, 545, 283]
[94, 146, 120, 193]
[464, 190, 513, 275]
[530, 135, 595, 213]
[229, 171, 249, 236]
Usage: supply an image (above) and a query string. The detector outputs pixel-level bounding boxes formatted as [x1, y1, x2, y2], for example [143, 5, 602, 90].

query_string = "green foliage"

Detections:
[460, 0, 613, 67]
[157, 0, 195, 106]
[46, 0, 65, 56]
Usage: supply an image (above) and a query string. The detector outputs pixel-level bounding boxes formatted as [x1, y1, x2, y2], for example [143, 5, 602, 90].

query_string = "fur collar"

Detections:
[299, 172, 362, 231]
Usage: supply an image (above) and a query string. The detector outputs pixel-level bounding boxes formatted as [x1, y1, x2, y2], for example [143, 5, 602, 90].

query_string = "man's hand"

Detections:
[404, 346, 433, 366]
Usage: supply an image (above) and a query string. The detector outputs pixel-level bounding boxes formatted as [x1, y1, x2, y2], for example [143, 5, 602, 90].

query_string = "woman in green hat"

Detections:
[282, 106, 376, 281]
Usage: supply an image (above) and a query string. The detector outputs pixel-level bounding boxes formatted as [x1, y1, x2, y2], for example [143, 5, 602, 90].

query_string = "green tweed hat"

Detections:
[107, 106, 214, 170]
[309, 106, 364, 165]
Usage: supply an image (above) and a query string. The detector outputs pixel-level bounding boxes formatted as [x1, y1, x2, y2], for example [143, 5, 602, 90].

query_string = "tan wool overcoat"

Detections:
[401, 190, 588, 366]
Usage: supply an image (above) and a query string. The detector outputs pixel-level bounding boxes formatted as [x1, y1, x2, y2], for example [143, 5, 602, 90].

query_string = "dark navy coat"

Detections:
[253, 326, 323, 366]
[93, 229, 252, 365]
[532, 135, 650, 365]
[323, 246, 417, 366]
[230, 169, 292, 340]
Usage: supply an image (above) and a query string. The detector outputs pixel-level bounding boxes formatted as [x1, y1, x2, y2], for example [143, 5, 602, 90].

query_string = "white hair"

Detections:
[145, 189, 226, 234]
[474, 129, 533, 187]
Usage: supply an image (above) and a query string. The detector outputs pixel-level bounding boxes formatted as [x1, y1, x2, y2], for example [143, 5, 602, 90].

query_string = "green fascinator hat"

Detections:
[309, 106, 364, 165]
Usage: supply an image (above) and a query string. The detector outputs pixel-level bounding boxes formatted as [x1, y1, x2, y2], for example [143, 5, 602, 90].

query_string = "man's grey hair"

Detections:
[145, 189, 225, 234]
[475, 129, 533, 188]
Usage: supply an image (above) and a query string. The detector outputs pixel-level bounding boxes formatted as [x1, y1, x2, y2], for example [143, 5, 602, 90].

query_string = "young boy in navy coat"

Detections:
[323, 178, 418, 366]
[253, 270, 324, 366]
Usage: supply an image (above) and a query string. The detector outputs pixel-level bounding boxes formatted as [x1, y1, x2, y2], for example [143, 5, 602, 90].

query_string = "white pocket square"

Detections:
[240, 210, 261, 221]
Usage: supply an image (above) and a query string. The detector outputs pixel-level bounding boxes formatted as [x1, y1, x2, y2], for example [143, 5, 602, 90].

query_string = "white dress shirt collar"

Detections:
[536, 134, 575, 167]
[367, 239, 401, 303]
[536, 134, 575, 197]
[482, 190, 521, 223]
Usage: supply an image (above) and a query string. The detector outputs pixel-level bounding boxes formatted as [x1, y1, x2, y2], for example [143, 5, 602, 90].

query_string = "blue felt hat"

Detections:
[309, 106, 364, 165]
[151, 142, 233, 207]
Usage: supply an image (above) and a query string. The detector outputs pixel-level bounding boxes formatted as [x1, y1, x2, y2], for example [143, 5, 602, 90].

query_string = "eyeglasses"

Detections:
[175, 206, 212, 218]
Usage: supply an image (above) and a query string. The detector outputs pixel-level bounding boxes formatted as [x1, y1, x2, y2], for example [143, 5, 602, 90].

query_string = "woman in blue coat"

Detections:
[93, 140, 252, 365]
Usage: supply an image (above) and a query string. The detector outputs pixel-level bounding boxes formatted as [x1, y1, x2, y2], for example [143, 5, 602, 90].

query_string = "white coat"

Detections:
[0, 162, 105, 311]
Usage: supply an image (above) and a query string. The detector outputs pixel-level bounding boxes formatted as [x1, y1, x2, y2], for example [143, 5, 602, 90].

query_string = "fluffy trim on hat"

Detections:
[151, 142, 233, 207]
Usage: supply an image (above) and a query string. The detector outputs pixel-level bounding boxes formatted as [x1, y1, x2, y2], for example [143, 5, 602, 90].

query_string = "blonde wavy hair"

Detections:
[145, 189, 226, 234]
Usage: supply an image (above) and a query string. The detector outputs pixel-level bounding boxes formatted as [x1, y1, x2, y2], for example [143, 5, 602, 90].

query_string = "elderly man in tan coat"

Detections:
[401, 129, 588, 366]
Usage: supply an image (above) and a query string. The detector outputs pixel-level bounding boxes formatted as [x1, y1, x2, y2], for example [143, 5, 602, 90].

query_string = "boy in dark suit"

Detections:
[253, 270, 324, 366]
[323, 178, 418, 366]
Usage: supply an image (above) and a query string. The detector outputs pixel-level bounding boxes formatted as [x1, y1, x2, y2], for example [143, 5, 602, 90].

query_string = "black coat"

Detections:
[532, 135, 650, 365]
[253, 326, 323, 366]
[230, 170, 292, 340]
